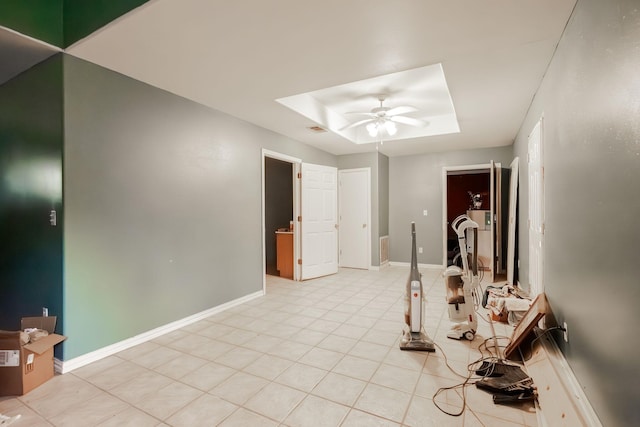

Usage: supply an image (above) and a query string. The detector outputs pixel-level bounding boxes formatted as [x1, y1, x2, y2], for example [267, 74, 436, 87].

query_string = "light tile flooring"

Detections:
[0, 267, 537, 426]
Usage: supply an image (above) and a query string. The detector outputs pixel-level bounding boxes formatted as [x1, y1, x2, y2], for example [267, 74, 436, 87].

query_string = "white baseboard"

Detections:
[526, 333, 602, 427]
[368, 262, 390, 271]
[56, 290, 264, 374]
[389, 261, 443, 270]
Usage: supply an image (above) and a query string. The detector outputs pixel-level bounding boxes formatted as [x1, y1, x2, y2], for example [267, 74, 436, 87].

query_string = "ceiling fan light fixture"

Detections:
[366, 122, 379, 137]
[384, 120, 397, 136]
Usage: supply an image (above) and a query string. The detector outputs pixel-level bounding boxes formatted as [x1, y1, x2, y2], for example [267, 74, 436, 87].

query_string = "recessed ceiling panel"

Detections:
[276, 64, 459, 145]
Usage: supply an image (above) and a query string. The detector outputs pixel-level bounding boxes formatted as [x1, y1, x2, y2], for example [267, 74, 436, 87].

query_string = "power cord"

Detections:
[518, 326, 566, 362]
[431, 335, 515, 417]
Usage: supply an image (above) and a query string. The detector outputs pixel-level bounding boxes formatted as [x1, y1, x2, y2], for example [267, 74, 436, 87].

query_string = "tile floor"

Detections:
[0, 266, 537, 426]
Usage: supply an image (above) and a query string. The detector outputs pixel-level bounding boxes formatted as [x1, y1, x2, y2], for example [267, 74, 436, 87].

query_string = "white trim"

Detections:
[527, 334, 603, 427]
[261, 149, 301, 165]
[261, 149, 302, 287]
[390, 261, 443, 270]
[442, 163, 494, 267]
[528, 116, 545, 297]
[338, 167, 371, 270]
[57, 290, 263, 374]
[261, 148, 302, 284]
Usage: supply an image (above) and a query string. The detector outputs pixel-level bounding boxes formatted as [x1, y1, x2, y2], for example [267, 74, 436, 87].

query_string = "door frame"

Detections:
[528, 116, 544, 296]
[442, 163, 500, 281]
[338, 167, 371, 269]
[506, 157, 519, 286]
[261, 149, 301, 292]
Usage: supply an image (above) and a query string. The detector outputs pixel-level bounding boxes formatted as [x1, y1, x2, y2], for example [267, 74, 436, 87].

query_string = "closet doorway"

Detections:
[442, 162, 506, 283]
[262, 150, 300, 291]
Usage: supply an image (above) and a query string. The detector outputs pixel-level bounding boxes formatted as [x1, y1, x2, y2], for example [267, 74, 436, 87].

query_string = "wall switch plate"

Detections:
[42, 307, 48, 317]
[418, 247, 423, 254]
[423, 210, 428, 216]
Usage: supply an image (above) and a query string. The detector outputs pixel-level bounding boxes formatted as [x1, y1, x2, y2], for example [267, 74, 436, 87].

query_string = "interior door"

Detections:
[338, 168, 370, 269]
[300, 163, 338, 280]
[528, 118, 544, 296]
[506, 157, 519, 285]
[489, 161, 496, 282]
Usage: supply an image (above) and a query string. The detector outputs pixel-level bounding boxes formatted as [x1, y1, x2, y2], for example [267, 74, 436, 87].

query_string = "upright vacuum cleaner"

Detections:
[444, 214, 481, 340]
[400, 222, 435, 352]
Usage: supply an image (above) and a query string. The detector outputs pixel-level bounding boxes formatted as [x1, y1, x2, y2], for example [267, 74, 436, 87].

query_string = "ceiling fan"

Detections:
[340, 96, 428, 137]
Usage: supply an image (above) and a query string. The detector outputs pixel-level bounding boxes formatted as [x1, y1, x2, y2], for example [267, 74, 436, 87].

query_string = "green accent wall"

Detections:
[0, 1, 149, 48]
[63, 0, 150, 47]
[0, 54, 64, 335]
[0, 1, 63, 46]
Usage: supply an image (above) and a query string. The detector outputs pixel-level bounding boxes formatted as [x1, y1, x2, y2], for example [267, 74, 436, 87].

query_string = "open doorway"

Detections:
[262, 150, 301, 291]
[264, 157, 294, 277]
[442, 163, 506, 283]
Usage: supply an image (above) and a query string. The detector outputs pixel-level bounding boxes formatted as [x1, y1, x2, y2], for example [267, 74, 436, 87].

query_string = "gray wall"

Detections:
[512, 0, 640, 425]
[378, 152, 389, 239]
[337, 152, 387, 266]
[389, 146, 513, 265]
[62, 55, 336, 359]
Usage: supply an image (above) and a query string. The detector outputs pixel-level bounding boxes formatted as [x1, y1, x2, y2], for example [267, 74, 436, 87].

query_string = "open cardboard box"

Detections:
[0, 316, 66, 396]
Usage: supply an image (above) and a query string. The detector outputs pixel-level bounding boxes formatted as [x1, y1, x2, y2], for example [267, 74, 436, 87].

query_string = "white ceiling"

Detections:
[67, 0, 576, 157]
[276, 63, 461, 145]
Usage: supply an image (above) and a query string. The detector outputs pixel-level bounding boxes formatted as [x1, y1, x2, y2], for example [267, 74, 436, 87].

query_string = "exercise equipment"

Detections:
[399, 222, 435, 352]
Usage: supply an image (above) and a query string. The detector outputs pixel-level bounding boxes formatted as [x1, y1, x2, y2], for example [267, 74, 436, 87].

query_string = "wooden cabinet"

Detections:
[276, 231, 293, 279]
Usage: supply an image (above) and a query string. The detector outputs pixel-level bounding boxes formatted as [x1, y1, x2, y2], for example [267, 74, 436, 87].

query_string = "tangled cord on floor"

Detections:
[431, 335, 514, 417]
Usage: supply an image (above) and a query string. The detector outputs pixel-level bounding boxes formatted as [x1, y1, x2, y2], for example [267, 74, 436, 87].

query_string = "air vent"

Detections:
[307, 126, 327, 133]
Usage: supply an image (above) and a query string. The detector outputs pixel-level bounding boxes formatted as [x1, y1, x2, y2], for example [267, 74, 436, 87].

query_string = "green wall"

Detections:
[0, 54, 64, 334]
[63, 0, 149, 47]
[0, 1, 64, 47]
[0, 0, 149, 48]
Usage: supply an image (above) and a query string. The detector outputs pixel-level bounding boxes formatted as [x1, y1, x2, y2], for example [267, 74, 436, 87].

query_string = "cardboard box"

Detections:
[0, 316, 66, 396]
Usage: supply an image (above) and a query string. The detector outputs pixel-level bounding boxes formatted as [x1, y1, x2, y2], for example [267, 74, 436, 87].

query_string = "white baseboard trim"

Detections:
[56, 290, 264, 374]
[389, 261, 443, 270]
[368, 262, 390, 271]
[527, 333, 602, 427]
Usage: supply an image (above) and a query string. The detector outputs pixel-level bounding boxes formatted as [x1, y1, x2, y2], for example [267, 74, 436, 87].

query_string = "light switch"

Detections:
[423, 210, 428, 216]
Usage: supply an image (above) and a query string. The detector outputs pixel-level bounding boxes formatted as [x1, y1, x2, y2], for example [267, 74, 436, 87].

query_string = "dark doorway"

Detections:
[264, 157, 293, 276]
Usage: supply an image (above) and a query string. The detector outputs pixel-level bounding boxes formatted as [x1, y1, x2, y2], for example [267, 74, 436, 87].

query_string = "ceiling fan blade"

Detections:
[389, 116, 429, 127]
[385, 105, 418, 116]
[345, 112, 377, 117]
[340, 118, 375, 131]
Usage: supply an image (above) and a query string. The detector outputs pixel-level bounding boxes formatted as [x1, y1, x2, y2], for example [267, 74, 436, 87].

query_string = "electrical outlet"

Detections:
[418, 247, 423, 254]
[423, 209, 428, 216]
[563, 321, 568, 342]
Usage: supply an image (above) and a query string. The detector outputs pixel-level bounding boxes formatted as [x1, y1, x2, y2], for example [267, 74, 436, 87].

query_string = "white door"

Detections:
[300, 163, 338, 280]
[338, 168, 370, 269]
[506, 157, 519, 285]
[489, 160, 496, 282]
[528, 118, 544, 296]
[493, 162, 503, 275]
